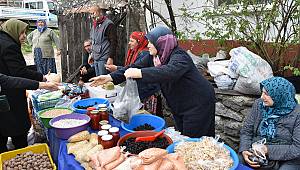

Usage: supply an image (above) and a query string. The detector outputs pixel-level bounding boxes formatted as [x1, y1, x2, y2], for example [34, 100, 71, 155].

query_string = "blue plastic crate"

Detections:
[32, 95, 60, 112]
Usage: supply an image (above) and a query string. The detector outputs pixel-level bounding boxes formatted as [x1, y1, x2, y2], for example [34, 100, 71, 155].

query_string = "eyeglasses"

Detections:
[84, 44, 91, 48]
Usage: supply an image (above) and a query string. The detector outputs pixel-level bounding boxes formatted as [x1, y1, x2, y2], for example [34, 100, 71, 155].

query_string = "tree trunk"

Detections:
[164, 0, 177, 33]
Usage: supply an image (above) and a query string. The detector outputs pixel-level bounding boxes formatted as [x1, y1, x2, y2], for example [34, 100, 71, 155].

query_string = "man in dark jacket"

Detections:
[88, 3, 117, 76]
[0, 19, 47, 153]
[90, 26, 216, 138]
[80, 39, 96, 82]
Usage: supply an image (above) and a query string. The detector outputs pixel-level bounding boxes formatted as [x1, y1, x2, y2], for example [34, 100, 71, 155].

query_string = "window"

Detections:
[37, 2, 43, 9]
[47, 2, 56, 11]
[25, 2, 37, 9]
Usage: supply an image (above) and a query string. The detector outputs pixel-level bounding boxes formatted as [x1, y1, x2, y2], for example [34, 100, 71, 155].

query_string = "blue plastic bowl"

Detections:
[166, 138, 239, 170]
[121, 114, 166, 134]
[71, 98, 109, 114]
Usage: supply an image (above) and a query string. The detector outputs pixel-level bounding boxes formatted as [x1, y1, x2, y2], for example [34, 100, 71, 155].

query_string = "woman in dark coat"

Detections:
[0, 19, 46, 153]
[90, 26, 216, 138]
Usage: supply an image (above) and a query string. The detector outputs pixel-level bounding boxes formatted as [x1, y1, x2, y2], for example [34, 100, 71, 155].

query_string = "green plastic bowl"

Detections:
[38, 108, 73, 128]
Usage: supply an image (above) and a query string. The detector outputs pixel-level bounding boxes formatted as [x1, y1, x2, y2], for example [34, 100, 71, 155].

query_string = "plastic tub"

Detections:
[71, 98, 110, 114]
[0, 143, 56, 170]
[121, 114, 166, 134]
[38, 108, 73, 128]
[49, 113, 90, 139]
[166, 138, 239, 170]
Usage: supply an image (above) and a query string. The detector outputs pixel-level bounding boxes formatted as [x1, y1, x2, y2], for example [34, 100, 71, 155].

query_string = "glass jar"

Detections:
[101, 124, 111, 131]
[109, 127, 120, 146]
[97, 130, 108, 144]
[99, 120, 109, 130]
[99, 108, 109, 121]
[101, 135, 114, 149]
[86, 107, 96, 117]
[90, 110, 101, 130]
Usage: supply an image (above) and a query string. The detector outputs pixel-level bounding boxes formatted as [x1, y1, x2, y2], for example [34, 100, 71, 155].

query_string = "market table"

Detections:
[47, 117, 253, 170]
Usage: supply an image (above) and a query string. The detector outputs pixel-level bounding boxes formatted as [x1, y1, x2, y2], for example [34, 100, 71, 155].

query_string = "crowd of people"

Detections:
[0, 3, 299, 170]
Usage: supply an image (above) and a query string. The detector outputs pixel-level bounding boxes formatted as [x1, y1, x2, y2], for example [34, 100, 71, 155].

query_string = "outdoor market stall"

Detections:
[1, 82, 253, 170]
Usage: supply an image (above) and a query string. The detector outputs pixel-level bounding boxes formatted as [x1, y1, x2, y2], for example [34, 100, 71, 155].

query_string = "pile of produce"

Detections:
[175, 137, 233, 170]
[102, 82, 115, 90]
[133, 123, 155, 131]
[67, 131, 103, 170]
[40, 108, 73, 118]
[75, 102, 98, 109]
[2, 152, 54, 170]
[121, 137, 170, 154]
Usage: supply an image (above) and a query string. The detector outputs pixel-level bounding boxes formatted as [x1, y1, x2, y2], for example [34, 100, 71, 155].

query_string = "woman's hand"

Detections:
[88, 56, 94, 65]
[38, 82, 59, 91]
[80, 66, 88, 75]
[106, 58, 113, 65]
[105, 64, 117, 72]
[242, 151, 260, 168]
[89, 75, 112, 87]
[124, 68, 142, 79]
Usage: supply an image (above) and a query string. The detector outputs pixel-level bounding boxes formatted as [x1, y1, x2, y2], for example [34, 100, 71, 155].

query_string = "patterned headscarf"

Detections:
[36, 19, 47, 33]
[259, 77, 298, 139]
[125, 32, 148, 66]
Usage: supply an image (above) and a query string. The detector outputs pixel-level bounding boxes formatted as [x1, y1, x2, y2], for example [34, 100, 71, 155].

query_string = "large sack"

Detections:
[229, 47, 273, 95]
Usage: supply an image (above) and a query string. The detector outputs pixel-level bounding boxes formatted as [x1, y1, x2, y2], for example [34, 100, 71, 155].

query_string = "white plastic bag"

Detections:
[229, 47, 273, 95]
[207, 60, 238, 78]
[214, 75, 235, 90]
[112, 79, 143, 123]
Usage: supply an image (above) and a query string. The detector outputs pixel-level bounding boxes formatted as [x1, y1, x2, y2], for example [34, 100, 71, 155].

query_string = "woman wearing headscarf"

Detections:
[27, 19, 61, 74]
[0, 19, 48, 153]
[90, 26, 216, 138]
[239, 77, 300, 169]
[106, 32, 161, 115]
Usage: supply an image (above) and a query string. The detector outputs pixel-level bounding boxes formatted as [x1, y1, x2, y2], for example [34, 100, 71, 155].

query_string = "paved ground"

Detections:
[23, 49, 62, 76]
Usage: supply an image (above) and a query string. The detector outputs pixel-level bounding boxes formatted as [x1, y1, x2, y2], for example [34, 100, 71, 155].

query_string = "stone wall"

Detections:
[215, 90, 258, 151]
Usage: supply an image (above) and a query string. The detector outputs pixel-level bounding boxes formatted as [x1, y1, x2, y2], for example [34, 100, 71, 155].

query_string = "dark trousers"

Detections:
[173, 102, 215, 138]
[0, 133, 28, 153]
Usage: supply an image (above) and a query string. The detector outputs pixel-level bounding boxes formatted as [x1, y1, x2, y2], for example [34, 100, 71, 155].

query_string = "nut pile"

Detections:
[2, 151, 53, 170]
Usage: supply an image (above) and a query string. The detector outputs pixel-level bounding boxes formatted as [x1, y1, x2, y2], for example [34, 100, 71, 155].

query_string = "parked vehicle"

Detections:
[0, 0, 58, 27]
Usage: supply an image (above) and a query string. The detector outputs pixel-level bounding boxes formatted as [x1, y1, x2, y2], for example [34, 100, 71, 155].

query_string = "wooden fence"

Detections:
[58, 13, 91, 82]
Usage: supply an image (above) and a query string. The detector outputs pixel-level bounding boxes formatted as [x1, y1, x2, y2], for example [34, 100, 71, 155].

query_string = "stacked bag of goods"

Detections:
[228, 47, 273, 95]
[66, 131, 103, 169]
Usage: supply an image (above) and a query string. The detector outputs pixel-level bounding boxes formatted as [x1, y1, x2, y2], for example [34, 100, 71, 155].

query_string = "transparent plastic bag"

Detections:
[112, 78, 143, 123]
[55, 95, 80, 108]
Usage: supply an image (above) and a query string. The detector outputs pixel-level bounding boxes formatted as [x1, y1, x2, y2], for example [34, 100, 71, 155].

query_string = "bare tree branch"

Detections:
[142, 1, 172, 28]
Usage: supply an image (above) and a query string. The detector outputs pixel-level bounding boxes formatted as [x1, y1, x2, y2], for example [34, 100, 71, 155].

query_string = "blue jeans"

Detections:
[94, 58, 108, 76]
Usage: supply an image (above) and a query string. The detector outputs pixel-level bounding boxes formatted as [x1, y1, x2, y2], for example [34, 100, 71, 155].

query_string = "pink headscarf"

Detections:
[153, 34, 177, 67]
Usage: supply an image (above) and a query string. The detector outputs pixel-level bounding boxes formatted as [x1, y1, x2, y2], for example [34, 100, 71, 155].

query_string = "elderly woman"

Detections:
[0, 19, 52, 153]
[27, 19, 61, 74]
[239, 77, 300, 170]
[106, 31, 161, 115]
[90, 26, 216, 138]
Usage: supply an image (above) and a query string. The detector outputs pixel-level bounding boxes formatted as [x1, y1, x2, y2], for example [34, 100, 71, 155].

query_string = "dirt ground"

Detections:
[23, 49, 62, 76]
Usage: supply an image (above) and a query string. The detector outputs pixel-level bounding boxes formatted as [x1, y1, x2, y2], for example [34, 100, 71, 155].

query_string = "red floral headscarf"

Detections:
[125, 32, 148, 66]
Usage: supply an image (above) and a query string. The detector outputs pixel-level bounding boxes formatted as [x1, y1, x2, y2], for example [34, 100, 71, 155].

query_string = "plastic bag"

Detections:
[112, 78, 143, 123]
[229, 47, 273, 95]
[55, 95, 80, 108]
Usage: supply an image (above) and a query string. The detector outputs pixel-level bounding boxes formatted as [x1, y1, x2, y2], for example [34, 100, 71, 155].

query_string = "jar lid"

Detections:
[98, 130, 108, 136]
[109, 127, 119, 133]
[101, 124, 112, 130]
[98, 104, 107, 108]
[90, 110, 99, 114]
[101, 134, 113, 141]
[87, 107, 96, 111]
[99, 120, 109, 125]
[99, 108, 107, 112]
